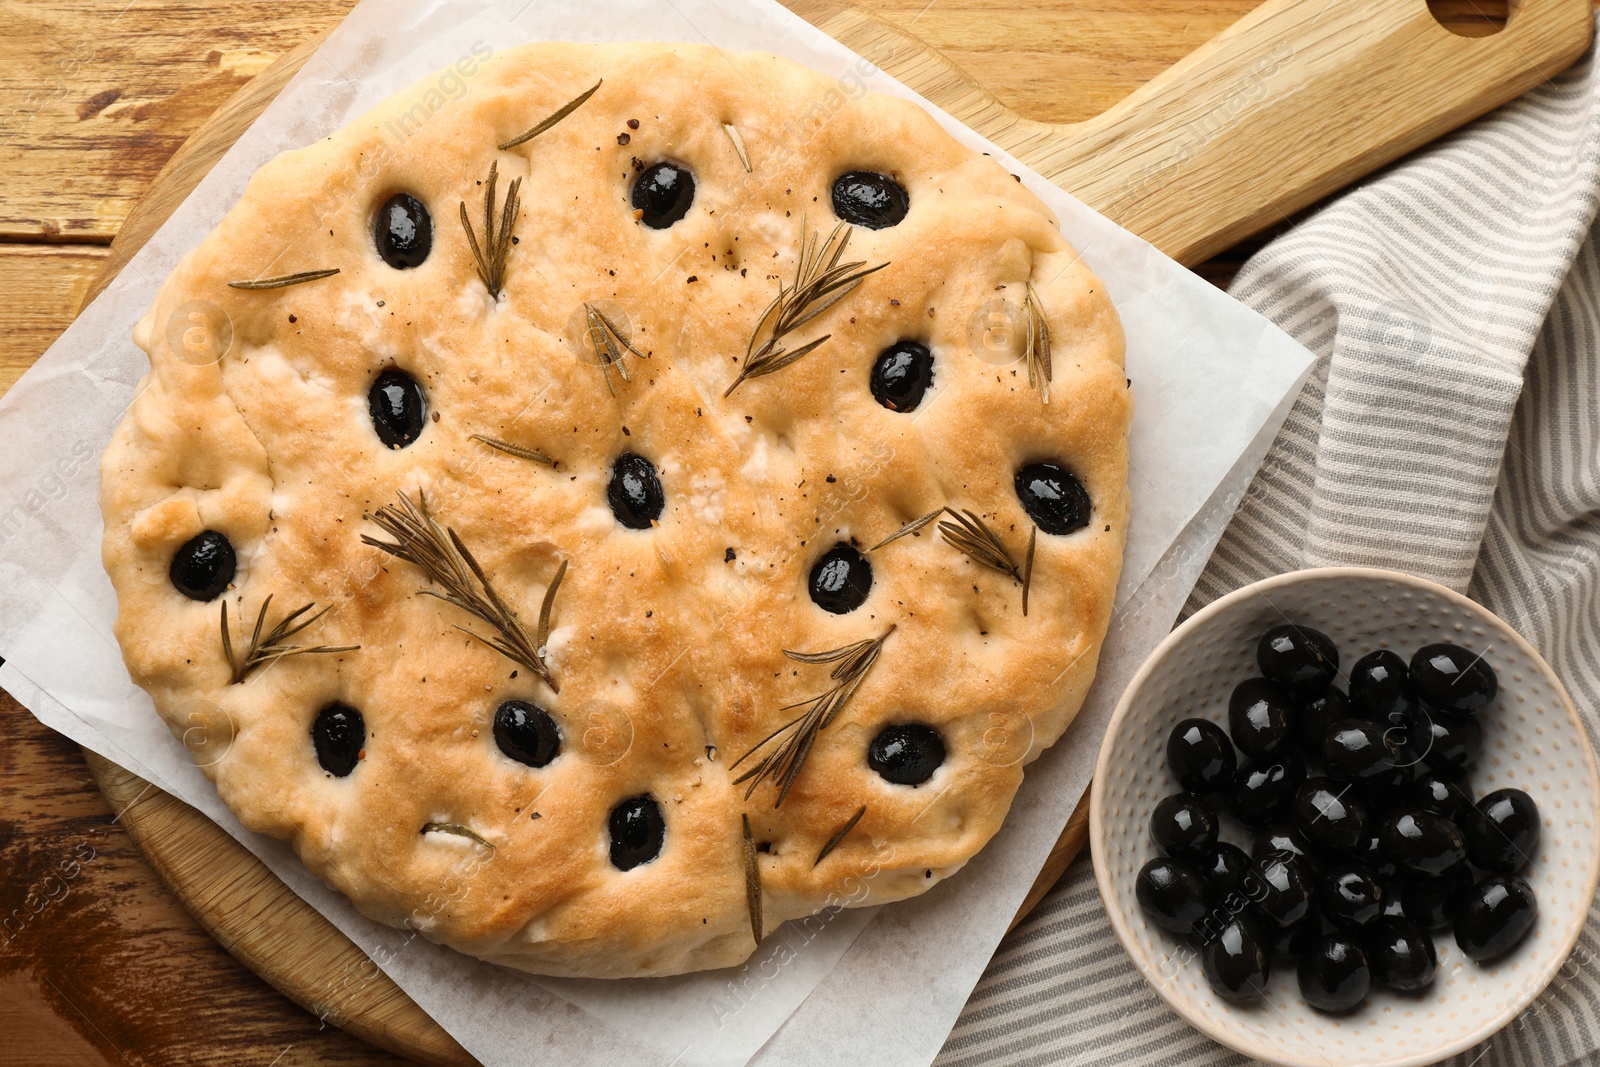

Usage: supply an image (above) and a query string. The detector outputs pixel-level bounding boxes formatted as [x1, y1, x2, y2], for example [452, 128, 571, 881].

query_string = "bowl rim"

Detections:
[1089, 565, 1600, 1067]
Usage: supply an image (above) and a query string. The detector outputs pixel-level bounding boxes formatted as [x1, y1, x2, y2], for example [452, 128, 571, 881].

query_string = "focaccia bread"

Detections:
[99, 41, 1130, 978]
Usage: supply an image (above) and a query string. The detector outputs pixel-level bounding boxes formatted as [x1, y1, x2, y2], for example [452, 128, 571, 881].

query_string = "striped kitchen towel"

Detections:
[939, 15, 1600, 1067]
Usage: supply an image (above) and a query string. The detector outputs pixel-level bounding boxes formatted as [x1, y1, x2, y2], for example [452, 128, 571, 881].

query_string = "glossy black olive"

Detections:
[169, 530, 236, 601]
[1135, 857, 1213, 935]
[1348, 649, 1413, 721]
[1292, 777, 1368, 854]
[1410, 642, 1497, 714]
[1150, 793, 1218, 861]
[1269, 911, 1324, 959]
[1408, 773, 1475, 826]
[312, 702, 364, 777]
[1256, 624, 1339, 693]
[1398, 867, 1472, 930]
[1227, 755, 1305, 828]
[1201, 917, 1271, 1002]
[1166, 718, 1236, 795]
[1396, 704, 1481, 776]
[1323, 719, 1402, 782]
[1199, 842, 1254, 900]
[868, 723, 945, 785]
[1253, 823, 1323, 875]
[1465, 788, 1541, 874]
[607, 452, 664, 529]
[1014, 461, 1091, 536]
[1370, 916, 1438, 993]
[631, 162, 695, 228]
[1248, 850, 1313, 928]
[1318, 863, 1385, 929]
[1294, 684, 1352, 762]
[1455, 874, 1537, 962]
[368, 368, 427, 449]
[870, 341, 934, 412]
[1298, 933, 1371, 1014]
[1358, 831, 1399, 880]
[608, 794, 666, 871]
[830, 170, 909, 229]
[1228, 677, 1294, 759]
[374, 192, 432, 269]
[492, 699, 560, 767]
[1379, 808, 1467, 878]
[808, 543, 872, 614]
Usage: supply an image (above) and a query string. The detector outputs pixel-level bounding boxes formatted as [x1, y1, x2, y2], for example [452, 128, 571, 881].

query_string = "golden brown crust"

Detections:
[98, 42, 1130, 977]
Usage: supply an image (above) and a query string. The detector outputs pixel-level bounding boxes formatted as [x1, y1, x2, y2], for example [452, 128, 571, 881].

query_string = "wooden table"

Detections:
[0, 2, 1509, 1064]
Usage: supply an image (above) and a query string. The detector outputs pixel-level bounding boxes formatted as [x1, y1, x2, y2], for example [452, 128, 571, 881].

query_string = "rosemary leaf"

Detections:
[725, 218, 888, 397]
[731, 625, 895, 806]
[869, 508, 944, 552]
[1022, 525, 1038, 617]
[814, 805, 866, 867]
[228, 268, 340, 290]
[421, 822, 494, 848]
[723, 123, 752, 172]
[471, 434, 554, 466]
[1024, 281, 1052, 404]
[537, 559, 566, 653]
[460, 161, 521, 299]
[742, 814, 763, 944]
[499, 79, 602, 150]
[363, 490, 562, 692]
[939, 509, 1023, 583]
[221, 595, 359, 684]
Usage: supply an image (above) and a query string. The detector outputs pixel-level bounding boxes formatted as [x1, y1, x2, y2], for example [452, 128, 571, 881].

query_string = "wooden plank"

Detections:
[0, 245, 108, 395]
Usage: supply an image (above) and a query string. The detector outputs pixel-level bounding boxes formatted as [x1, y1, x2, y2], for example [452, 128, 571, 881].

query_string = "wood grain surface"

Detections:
[0, 0, 1541, 1064]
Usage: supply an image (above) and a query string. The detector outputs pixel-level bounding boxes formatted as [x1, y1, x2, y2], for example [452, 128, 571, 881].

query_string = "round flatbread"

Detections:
[99, 41, 1130, 977]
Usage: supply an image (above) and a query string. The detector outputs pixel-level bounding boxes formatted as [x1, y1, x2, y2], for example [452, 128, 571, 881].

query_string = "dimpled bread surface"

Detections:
[98, 41, 1131, 978]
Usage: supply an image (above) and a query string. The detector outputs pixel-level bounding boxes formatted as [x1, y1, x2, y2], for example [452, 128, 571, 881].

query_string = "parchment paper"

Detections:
[0, 1, 1318, 1064]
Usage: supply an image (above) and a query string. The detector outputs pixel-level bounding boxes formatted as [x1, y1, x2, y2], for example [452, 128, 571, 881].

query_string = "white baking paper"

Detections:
[0, 1, 1318, 1064]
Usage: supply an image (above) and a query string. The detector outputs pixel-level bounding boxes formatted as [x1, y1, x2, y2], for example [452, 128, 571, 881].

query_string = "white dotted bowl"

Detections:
[1090, 567, 1600, 1067]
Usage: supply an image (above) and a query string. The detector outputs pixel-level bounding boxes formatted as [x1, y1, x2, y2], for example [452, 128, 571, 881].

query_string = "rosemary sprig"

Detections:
[228, 268, 340, 290]
[873, 508, 1035, 616]
[723, 219, 888, 397]
[220, 595, 358, 684]
[814, 805, 866, 867]
[584, 301, 648, 396]
[1024, 281, 1052, 403]
[362, 491, 565, 692]
[723, 123, 752, 172]
[471, 434, 554, 466]
[940, 509, 1023, 583]
[742, 814, 763, 945]
[460, 160, 522, 299]
[421, 822, 494, 849]
[731, 625, 896, 806]
[498, 79, 602, 150]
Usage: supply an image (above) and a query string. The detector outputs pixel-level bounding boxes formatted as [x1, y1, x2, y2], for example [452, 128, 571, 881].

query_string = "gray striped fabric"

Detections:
[939, 20, 1600, 1067]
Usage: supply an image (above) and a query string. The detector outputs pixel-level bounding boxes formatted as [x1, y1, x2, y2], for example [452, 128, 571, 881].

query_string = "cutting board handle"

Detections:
[800, 0, 1594, 265]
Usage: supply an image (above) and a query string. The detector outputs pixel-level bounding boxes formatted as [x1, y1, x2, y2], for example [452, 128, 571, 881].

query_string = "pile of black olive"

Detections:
[1136, 625, 1541, 1013]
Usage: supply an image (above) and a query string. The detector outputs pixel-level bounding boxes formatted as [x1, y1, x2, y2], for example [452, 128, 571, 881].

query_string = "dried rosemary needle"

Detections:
[220, 595, 358, 684]
[724, 218, 888, 397]
[584, 301, 648, 396]
[873, 507, 1035, 616]
[471, 434, 555, 466]
[731, 625, 896, 806]
[362, 490, 564, 692]
[814, 805, 867, 867]
[1023, 281, 1052, 403]
[499, 79, 602, 150]
[742, 814, 763, 944]
[228, 268, 340, 291]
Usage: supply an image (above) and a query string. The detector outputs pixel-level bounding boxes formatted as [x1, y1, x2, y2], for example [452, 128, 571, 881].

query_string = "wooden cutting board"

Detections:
[79, 1, 1592, 1063]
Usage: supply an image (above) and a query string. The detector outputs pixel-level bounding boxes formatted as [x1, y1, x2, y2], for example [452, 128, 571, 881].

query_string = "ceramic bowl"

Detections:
[1090, 567, 1600, 1067]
